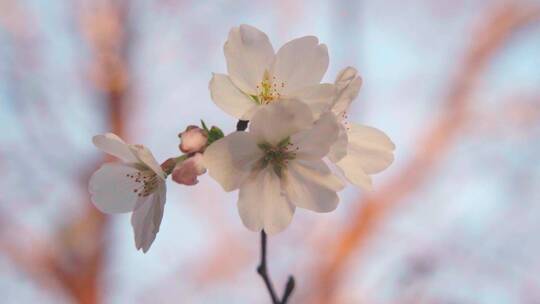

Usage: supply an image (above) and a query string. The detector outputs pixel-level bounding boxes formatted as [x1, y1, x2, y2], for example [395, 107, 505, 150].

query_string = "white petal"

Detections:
[131, 183, 166, 253]
[209, 73, 259, 120]
[284, 160, 344, 212]
[249, 99, 313, 145]
[89, 163, 141, 213]
[128, 145, 166, 179]
[224, 24, 275, 95]
[328, 124, 348, 162]
[92, 133, 138, 163]
[271, 36, 329, 92]
[332, 67, 362, 118]
[335, 66, 359, 89]
[346, 123, 395, 174]
[335, 156, 373, 191]
[287, 83, 336, 119]
[203, 132, 262, 192]
[238, 168, 295, 234]
[290, 112, 340, 160]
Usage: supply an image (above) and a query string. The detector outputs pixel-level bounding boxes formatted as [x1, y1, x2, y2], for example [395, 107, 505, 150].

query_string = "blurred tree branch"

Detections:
[310, 4, 540, 303]
[0, 1, 132, 303]
[49, 1, 132, 303]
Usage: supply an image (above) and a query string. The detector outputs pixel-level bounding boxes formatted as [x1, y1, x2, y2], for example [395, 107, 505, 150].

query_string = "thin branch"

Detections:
[257, 231, 280, 304]
[257, 231, 296, 304]
[281, 275, 296, 303]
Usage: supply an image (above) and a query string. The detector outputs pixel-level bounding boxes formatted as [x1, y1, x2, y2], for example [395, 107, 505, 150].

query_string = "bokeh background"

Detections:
[1, 0, 540, 303]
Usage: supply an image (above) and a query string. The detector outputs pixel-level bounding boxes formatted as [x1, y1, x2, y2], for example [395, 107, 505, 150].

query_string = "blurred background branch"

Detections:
[310, 3, 540, 303]
[1, 0, 539, 303]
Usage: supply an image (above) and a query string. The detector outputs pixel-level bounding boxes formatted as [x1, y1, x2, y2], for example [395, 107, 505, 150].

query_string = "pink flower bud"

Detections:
[179, 126, 208, 154]
[171, 153, 206, 186]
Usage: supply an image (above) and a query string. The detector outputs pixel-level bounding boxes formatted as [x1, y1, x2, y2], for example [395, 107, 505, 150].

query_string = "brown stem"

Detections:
[257, 231, 296, 304]
[257, 231, 280, 304]
[281, 275, 296, 303]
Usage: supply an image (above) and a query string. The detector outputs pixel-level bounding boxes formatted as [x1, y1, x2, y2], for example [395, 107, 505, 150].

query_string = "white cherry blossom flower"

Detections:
[209, 24, 336, 120]
[328, 67, 395, 191]
[89, 133, 167, 253]
[203, 100, 344, 234]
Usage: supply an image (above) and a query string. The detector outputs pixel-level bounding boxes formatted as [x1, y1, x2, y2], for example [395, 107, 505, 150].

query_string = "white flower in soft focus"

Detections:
[328, 67, 395, 191]
[203, 100, 345, 234]
[172, 153, 207, 185]
[89, 133, 167, 253]
[209, 24, 336, 120]
[179, 126, 208, 154]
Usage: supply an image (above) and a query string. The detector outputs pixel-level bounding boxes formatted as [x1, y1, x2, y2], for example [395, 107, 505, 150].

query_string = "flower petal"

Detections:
[271, 36, 329, 92]
[238, 168, 295, 234]
[209, 73, 258, 120]
[224, 24, 275, 95]
[88, 163, 141, 213]
[283, 159, 344, 212]
[131, 183, 166, 253]
[249, 99, 313, 145]
[172, 153, 206, 186]
[290, 112, 340, 160]
[346, 123, 395, 174]
[332, 67, 363, 118]
[92, 133, 138, 163]
[203, 132, 262, 192]
[128, 145, 166, 179]
[335, 156, 373, 191]
[287, 83, 336, 119]
[328, 124, 348, 162]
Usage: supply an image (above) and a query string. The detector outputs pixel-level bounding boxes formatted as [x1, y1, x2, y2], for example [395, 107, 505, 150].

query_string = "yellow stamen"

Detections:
[255, 70, 284, 104]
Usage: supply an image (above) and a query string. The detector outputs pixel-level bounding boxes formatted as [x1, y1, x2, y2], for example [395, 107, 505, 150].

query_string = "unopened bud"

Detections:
[179, 126, 208, 154]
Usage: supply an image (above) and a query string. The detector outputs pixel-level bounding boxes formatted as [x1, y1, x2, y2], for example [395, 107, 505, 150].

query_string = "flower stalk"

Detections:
[257, 231, 295, 304]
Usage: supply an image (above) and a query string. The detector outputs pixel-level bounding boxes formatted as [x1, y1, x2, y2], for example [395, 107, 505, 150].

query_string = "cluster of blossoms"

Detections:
[89, 24, 395, 252]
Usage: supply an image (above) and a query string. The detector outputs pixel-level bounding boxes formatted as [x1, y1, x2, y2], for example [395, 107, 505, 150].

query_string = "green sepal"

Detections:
[199, 120, 224, 145]
[200, 120, 209, 132]
[207, 126, 224, 145]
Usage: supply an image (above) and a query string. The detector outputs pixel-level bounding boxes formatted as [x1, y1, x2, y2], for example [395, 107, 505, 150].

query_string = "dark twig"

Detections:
[257, 231, 280, 304]
[236, 120, 296, 303]
[236, 119, 249, 131]
[257, 231, 296, 304]
[281, 276, 296, 303]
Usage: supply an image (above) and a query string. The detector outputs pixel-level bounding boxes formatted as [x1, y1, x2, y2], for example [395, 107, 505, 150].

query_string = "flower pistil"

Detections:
[257, 137, 297, 177]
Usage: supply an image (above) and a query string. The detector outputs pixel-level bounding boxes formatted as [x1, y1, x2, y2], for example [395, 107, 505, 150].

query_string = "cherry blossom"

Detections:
[329, 67, 395, 190]
[89, 133, 167, 253]
[209, 24, 335, 120]
[203, 100, 344, 234]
